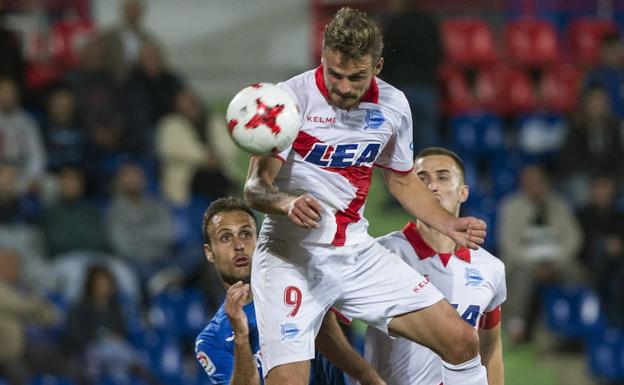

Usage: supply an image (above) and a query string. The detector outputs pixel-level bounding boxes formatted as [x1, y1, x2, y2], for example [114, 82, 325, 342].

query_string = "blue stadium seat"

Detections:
[28, 375, 75, 385]
[543, 285, 604, 338]
[450, 113, 506, 158]
[587, 326, 624, 382]
[138, 331, 183, 385]
[149, 288, 211, 339]
[515, 112, 567, 162]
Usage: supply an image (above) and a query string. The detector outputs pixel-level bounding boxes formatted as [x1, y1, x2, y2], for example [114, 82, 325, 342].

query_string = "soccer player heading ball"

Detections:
[244, 7, 489, 385]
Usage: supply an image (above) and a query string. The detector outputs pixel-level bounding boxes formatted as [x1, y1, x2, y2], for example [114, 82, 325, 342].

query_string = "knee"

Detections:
[440, 324, 480, 365]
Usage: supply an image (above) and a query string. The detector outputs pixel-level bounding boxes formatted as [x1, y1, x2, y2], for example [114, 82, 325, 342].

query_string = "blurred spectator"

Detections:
[381, 0, 441, 153]
[122, 39, 183, 156]
[584, 33, 624, 118]
[0, 163, 38, 225]
[102, 0, 155, 85]
[558, 84, 624, 206]
[0, 163, 47, 285]
[577, 175, 624, 327]
[0, 20, 24, 90]
[64, 264, 161, 385]
[107, 162, 174, 282]
[63, 33, 122, 149]
[41, 85, 87, 171]
[40, 167, 109, 258]
[0, 248, 59, 385]
[0, 77, 47, 193]
[498, 165, 583, 344]
[156, 87, 233, 205]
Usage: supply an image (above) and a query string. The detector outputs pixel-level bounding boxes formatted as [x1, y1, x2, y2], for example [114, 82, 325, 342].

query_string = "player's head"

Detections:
[414, 147, 468, 216]
[321, 7, 384, 110]
[202, 197, 257, 287]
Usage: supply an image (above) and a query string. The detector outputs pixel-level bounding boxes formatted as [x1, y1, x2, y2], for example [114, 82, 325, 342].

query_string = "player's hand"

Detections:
[447, 216, 487, 250]
[286, 193, 322, 229]
[225, 281, 250, 339]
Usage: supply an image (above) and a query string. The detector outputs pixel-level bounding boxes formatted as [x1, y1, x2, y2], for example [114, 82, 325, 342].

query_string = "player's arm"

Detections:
[244, 155, 321, 228]
[479, 308, 504, 385]
[315, 311, 386, 385]
[225, 282, 260, 385]
[381, 169, 486, 249]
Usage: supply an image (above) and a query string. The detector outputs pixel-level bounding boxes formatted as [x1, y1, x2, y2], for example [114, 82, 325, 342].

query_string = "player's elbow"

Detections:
[442, 325, 480, 365]
[243, 179, 259, 209]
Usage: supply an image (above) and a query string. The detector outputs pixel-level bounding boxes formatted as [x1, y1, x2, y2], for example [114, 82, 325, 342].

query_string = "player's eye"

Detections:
[439, 176, 449, 182]
[220, 233, 232, 242]
[240, 231, 252, 239]
[348, 75, 364, 81]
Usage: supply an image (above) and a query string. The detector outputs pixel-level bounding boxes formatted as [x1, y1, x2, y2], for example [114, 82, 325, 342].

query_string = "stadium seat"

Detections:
[149, 287, 212, 339]
[587, 325, 624, 381]
[137, 330, 183, 385]
[505, 18, 560, 68]
[515, 111, 568, 161]
[28, 375, 75, 385]
[543, 285, 604, 338]
[441, 19, 497, 66]
[538, 63, 581, 113]
[567, 19, 619, 67]
[449, 113, 505, 157]
[501, 68, 538, 114]
[50, 19, 94, 71]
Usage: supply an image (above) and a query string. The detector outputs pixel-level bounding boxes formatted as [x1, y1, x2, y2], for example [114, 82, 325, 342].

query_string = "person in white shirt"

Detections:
[366, 147, 506, 385]
[244, 7, 489, 385]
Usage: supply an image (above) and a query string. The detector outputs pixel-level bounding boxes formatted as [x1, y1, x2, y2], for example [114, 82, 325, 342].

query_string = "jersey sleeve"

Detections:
[195, 335, 234, 385]
[486, 264, 507, 312]
[374, 98, 414, 173]
[273, 81, 305, 162]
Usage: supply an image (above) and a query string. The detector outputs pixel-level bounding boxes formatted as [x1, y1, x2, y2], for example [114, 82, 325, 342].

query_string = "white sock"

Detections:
[442, 354, 488, 385]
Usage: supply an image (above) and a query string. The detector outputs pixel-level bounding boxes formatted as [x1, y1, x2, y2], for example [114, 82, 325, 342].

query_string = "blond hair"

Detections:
[323, 7, 383, 62]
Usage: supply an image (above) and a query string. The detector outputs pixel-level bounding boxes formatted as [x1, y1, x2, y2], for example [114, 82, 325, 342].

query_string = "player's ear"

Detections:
[374, 57, 384, 75]
[204, 244, 215, 263]
[459, 184, 469, 204]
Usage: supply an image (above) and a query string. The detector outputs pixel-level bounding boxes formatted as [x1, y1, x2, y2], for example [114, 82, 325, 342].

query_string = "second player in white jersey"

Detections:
[365, 148, 507, 385]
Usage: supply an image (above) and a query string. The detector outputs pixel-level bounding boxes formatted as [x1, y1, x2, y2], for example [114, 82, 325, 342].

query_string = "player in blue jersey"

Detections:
[195, 196, 385, 385]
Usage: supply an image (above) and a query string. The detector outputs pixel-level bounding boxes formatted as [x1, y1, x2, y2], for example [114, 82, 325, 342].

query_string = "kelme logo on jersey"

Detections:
[280, 322, 300, 341]
[465, 267, 484, 286]
[304, 142, 381, 167]
[364, 109, 385, 129]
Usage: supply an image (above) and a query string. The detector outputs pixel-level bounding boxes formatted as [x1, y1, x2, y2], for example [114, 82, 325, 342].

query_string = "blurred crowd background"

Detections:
[0, 0, 623, 384]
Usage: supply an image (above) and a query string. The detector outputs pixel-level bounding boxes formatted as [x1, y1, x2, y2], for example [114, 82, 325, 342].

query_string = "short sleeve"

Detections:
[374, 99, 414, 173]
[195, 336, 233, 385]
[486, 264, 507, 313]
[274, 81, 304, 162]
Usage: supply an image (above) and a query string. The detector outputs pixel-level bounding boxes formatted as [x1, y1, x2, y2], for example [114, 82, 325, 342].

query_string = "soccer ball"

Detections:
[225, 82, 301, 155]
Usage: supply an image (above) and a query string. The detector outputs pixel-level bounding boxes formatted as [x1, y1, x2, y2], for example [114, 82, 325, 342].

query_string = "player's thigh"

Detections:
[388, 299, 479, 364]
[337, 241, 444, 333]
[265, 360, 310, 385]
[251, 238, 337, 375]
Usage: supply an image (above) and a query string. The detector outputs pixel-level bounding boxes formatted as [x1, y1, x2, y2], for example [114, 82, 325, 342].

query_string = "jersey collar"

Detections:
[314, 65, 379, 104]
[401, 222, 471, 264]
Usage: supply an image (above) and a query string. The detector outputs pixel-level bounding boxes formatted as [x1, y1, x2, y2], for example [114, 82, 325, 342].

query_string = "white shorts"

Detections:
[251, 236, 444, 376]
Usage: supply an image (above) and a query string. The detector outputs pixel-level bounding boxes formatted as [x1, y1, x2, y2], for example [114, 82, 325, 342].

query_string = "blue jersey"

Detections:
[195, 301, 346, 385]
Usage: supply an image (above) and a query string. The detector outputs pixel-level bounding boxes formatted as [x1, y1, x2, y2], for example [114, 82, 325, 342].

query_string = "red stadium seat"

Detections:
[50, 19, 95, 71]
[439, 64, 505, 115]
[539, 63, 581, 113]
[439, 65, 475, 115]
[505, 18, 560, 68]
[441, 19, 497, 67]
[567, 19, 619, 67]
[500, 67, 537, 114]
